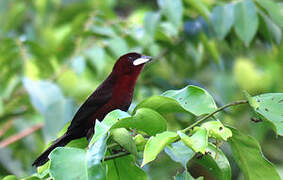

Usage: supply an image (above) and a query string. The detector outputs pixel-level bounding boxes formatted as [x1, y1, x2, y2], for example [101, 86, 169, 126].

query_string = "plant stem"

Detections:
[181, 100, 248, 133]
[103, 152, 130, 161]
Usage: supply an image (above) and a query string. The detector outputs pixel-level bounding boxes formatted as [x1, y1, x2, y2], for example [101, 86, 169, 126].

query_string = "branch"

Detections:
[0, 123, 44, 148]
[181, 100, 248, 133]
[103, 151, 130, 161]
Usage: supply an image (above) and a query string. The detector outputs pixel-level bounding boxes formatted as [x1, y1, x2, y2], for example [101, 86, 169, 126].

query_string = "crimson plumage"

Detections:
[32, 52, 152, 167]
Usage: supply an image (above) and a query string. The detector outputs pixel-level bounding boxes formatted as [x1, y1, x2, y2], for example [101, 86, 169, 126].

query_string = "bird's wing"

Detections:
[66, 78, 115, 134]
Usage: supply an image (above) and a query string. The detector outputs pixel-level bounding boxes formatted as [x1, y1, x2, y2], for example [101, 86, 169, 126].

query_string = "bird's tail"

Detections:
[32, 133, 72, 167]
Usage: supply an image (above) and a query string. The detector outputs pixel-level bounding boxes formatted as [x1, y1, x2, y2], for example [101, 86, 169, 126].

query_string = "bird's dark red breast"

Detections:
[32, 52, 152, 167]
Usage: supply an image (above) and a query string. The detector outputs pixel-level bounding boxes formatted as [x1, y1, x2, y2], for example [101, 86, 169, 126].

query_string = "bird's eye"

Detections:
[128, 56, 134, 61]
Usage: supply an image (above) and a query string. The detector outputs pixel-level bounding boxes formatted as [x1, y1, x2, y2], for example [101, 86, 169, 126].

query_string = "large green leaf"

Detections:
[228, 128, 280, 180]
[49, 147, 88, 180]
[89, 110, 130, 146]
[135, 86, 217, 116]
[234, 0, 258, 46]
[256, 0, 283, 28]
[112, 108, 167, 136]
[246, 93, 283, 136]
[178, 128, 208, 154]
[165, 141, 195, 168]
[141, 131, 178, 166]
[158, 0, 183, 29]
[211, 4, 234, 40]
[104, 155, 148, 180]
[195, 143, 231, 180]
[23, 78, 74, 141]
[162, 85, 217, 116]
[49, 135, 108, 180]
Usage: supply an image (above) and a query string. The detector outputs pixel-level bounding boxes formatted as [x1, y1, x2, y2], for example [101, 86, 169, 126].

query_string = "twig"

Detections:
[0, 123, 44, 148]
[0, 110, 27, 121]
[181, 100, 248, 133]
[103, 151, 130, 161]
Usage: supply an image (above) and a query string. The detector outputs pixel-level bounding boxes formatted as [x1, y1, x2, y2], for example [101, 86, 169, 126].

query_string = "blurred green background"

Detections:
[0, 0, 283, 179]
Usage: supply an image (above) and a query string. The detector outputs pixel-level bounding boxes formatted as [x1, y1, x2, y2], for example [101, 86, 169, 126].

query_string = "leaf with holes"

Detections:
[246, 93, 283, 136]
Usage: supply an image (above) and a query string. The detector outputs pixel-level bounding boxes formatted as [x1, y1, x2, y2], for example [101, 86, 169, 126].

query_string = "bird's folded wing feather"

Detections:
[66, 79, 114, 133]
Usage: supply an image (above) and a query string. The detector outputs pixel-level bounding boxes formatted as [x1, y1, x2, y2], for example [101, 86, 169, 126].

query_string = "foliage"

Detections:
[0, 0, 283, 179]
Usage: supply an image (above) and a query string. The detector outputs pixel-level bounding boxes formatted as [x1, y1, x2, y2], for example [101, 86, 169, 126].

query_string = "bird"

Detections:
[32, 52, 152, 167]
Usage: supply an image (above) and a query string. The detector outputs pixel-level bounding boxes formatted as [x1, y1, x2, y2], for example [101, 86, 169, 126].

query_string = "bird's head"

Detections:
[112, 52, 152, 75]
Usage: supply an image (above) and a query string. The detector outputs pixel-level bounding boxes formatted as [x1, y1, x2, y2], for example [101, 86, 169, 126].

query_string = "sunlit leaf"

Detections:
[201, 121, 232, 141]
[178, 128, 208, 154]
[135, 85, 217, 116]
[142, 131, 178, 166]
[112, 108, 167, 136]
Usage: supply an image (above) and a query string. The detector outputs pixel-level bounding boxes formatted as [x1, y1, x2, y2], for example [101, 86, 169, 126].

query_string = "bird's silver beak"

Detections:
[133, 55, 152, 66]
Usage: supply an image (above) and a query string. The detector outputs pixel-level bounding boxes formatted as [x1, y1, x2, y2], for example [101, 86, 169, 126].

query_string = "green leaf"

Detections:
[107, 37, 129, 57]
[162, 85, 217, 116]
[185, 0, 210, 21]
[85, 46, 106, 74]
[201, 121, 232, 141]
[158, 0, 183, 28]
[49, 147, 88, 180]
[228, 128, 280, 180]
[258, 10, 282, 45]
[174, 171, 203, 180]
[144, 12, 161, 37]
[3, 175, 19, 180]
[112, 128, 138, 157]
[87, 134, 108, 180]
[23, 78, 72, 141]
[165, 141, 195, 168]
[104, 155, 148, 180]
[211, 4, 234, 40]
[89, 110, 130, 146]
[142, 131, 178, 166]
[234, 0, 258, 46]
[135, 86, 217, 116]
[134, 96, 186, 114]
[112, 108, 167, 136]
[256, 0, 283, 28]
[178, 128, 208, 154]
[50, 135, 108, 180]
[246, 93, 283, 135]
[195, 143, 231, 180]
